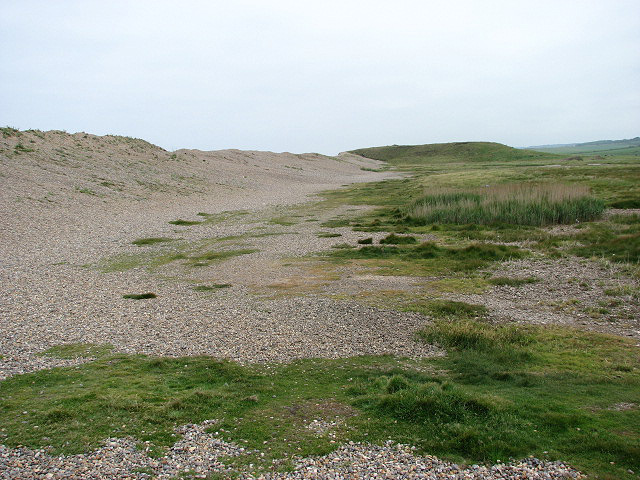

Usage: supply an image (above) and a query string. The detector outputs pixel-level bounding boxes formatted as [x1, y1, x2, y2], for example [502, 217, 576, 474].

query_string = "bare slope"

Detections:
[0, 128, 381, 208]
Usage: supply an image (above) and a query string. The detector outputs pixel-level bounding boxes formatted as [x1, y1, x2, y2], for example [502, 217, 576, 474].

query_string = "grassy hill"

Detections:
[528, 137, 640, 156]
[350, 141, 558, 165]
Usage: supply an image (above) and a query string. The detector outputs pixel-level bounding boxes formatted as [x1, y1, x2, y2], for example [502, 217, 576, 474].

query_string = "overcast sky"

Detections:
[1, 0, 638, 154]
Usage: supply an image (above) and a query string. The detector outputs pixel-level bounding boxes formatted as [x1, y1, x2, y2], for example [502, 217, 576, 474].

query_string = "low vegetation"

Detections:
[379, 233, 418, 244]
[132, 237, 172, 246]
[122, 292, 157, 300]
[316, 232, 342, 238]
[187, 249, 258, 267]
[404, 184, 605, 226]
[404, 300, 488, 319]
[169, 219, 201, 226]
[1, 325, 637, 478]
[193, 284, 231, 291]
[329, 241, 526, 276]
[4, 139, 639, 478]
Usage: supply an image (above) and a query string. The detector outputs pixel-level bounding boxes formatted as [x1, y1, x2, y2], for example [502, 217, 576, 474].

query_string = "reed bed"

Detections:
[404, 183, 605, 226]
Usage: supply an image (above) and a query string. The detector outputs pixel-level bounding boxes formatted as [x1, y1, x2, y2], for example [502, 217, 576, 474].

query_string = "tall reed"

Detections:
[404, 183, 605, 226]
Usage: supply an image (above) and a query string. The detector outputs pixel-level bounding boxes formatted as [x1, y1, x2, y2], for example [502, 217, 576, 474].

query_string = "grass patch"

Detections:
[380, 233, 418, 244]
[1, 126, 21, 137]
[317, 232, 342, 238]
[186, 249, 258, 267]
[357, 237, 373, 245]
[169, 219, 201, 226]
[574, 232, 640, 263]
[14, 143, 34, 153]
[331, 243, 354, 249]
[122, 293, 157, 300]
[404, 184, 605, 226]
[75, 187, 97, 196]
[350, 141, 556, 165]
[2, 325, 638, 479]
[488, 276, 540, 287]
[193, 284, 231, 291]
[405, 300, 488, 319]
[132, 237, 172, 246]
[99, 251, 187, 272]
[331, 242, 525, 275]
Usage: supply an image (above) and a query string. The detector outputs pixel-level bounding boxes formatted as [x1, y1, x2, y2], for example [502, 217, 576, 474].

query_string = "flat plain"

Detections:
[1, 128, 639, 479]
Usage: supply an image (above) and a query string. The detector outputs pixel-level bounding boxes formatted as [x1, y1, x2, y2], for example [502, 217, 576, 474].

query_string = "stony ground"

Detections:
[3, 130, 637, 478]
[0, 420, 583, 479]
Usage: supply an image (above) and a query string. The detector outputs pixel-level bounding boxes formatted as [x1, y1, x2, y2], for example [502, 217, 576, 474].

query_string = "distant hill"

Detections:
[527, 137, 640, 156]
[349, 141, 556, 165]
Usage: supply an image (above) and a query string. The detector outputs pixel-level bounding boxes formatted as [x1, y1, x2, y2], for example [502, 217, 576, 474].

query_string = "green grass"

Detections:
[330, 242, 526, 275]
[316, 232, 342, 238]
[357, 237, 373, 245]
[403, 300, 488, 319]
[132, 237, 173, 246]
[575, 232, 640, 263]
[100, 251, 187, 272]
[14, 143, 34, 153]
[1, 326, 638, 479]
[122, 293, 157, 300]
[1, 126, 21, 137]
[325, 142, 640, 221]
[169, 219, 201, 226]
[186, 249, 258, 267]
[379, 233, 418, 244]
[193, 284, 231, 291]
[350, 142, 557, 165]
[75, 187, 97, 196]
[404, 184, 605, 226]
[99, 242, 259, 272]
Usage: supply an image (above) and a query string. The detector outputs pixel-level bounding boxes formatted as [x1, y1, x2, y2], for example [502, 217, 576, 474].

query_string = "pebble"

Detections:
[0, 430, 585, 479]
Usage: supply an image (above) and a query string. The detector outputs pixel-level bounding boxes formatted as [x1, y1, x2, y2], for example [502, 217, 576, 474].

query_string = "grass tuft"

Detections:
[132, 237, 172, 246]
[193, 284, 231, 291]
[169, 219, 201, 226]
[122, 293, 157, 300]
[379, 233, 418, 244]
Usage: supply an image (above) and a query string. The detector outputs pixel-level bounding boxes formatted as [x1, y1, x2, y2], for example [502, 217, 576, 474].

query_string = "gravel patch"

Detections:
[445, 257, 640, 339]
[264, 442, 584, 479]
[0, 431, 584, 480]
[0, 420, 248, 479]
